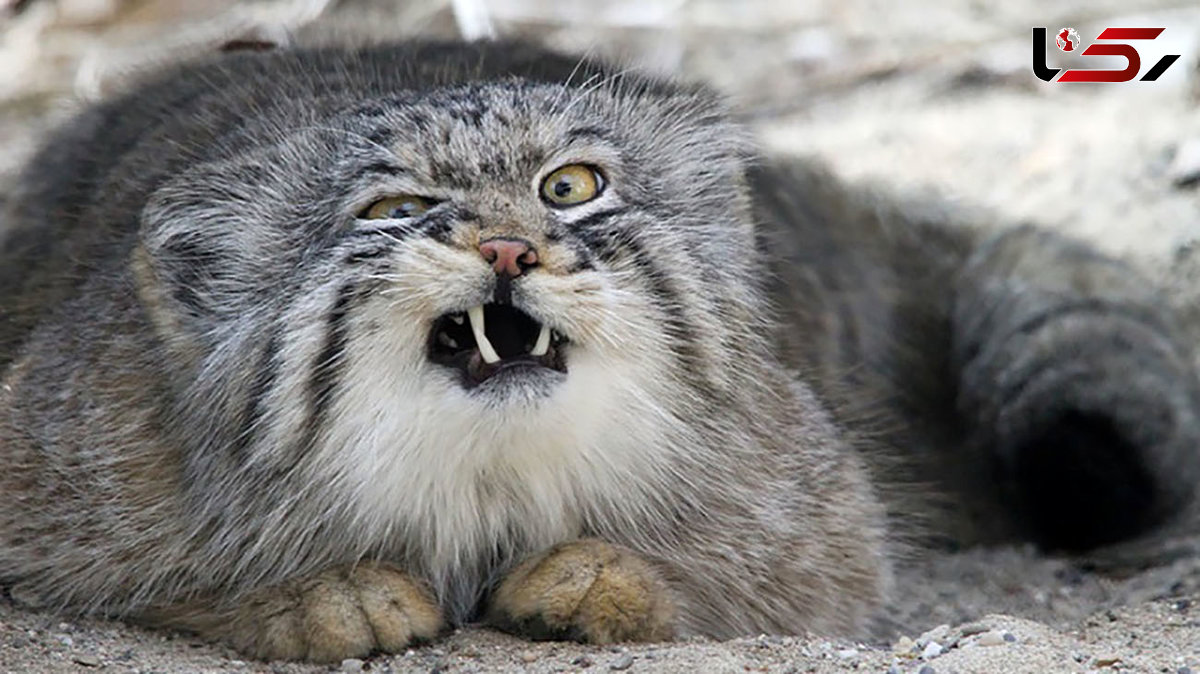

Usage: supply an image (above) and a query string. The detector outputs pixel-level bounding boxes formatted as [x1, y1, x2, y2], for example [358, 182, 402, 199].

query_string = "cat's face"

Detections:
[137, 71, 760, 539]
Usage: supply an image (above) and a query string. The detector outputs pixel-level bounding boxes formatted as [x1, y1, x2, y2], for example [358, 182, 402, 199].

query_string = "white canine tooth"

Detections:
[530, 324, 551, 357]
[450, 314, 464, 325]
[467, 305, 501, 364]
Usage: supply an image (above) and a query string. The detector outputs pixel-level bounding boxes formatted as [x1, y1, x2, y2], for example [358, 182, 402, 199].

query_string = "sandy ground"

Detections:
[2, 1, 1200, 672]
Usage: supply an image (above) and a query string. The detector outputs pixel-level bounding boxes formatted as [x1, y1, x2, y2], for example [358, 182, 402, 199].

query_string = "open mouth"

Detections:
[428, 304, 568, 387]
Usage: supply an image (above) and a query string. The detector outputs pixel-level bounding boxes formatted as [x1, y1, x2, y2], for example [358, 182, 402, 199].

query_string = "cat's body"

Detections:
[0, 40, 1196, 662]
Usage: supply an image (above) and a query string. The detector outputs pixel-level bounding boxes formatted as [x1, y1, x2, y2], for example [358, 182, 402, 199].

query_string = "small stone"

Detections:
[609, 652, 634, 670]
[976, 631, 1005, 647]
[1003, 632, 1017, 643]
[1094, 656, 1122, 667]
[921, 641, 944, 659]
[886, 667, 903, 674]
[72, 654, 102, 667]
[1178, 668, 1193, 674]
[56, 634, 74, 647]
[917, 624, 951, 647]
[340, 657, 365, 672]
[572, 655, 594, 667]
[836, 648, 859, 659]
[919, 666, 937, 674]
[892, 635, 916, 654]
[521, 650, 539, 663]
[958, 622, 989, 637]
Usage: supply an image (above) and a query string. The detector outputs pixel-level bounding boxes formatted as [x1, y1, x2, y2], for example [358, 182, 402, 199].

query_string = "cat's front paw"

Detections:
[201, 564, 443, 662]
[488, 539, 675, 643]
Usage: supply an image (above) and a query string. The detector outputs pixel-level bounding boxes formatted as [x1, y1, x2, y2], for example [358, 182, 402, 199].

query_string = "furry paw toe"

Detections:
[487, 539, 675, 644]
[207, 564, 442, 662]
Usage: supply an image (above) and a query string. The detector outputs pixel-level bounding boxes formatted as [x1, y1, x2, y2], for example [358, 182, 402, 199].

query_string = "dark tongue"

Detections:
[484, 305, 527, 359]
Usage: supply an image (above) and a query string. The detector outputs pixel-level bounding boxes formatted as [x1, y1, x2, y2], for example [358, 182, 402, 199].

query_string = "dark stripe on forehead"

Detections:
[365, 127, 395, 147]
[354, 162, 410, 180]
[565, 126, 612, 142]
[447, 101, 486, 128]
[429, 160, 475, 190]
[349, 103, 385, 117]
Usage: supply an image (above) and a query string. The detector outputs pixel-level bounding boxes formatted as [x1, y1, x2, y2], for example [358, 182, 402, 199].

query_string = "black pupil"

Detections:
[553, 178, 574, 198]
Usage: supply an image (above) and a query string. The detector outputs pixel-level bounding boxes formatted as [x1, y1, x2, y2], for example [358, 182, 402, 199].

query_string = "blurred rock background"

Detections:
[3, 0, 1199, 263]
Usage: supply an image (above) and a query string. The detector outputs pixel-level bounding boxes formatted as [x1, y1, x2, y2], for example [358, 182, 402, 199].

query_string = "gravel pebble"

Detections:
[610, 652, 635, 670]
[340, 657, 364, 672]
[892, 635, 915, 654]
[73, 653, 102, 667]
[958, 622, 990, 637]
[521, 650, 540, 663]
[916, 624, 950, 647]
[921, 642, 943, 659]
[976, 631, 1005, 647]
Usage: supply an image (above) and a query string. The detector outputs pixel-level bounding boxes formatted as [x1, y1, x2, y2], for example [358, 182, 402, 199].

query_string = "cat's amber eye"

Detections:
[360, 195, 434, 219]
[540, 164, 604, 207]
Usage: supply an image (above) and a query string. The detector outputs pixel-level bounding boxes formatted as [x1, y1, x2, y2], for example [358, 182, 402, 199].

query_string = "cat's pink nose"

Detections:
[479, 238, 538, 277]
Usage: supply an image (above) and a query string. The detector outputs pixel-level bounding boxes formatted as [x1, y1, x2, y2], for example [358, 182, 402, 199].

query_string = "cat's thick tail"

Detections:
[953, 225, 1200, 551]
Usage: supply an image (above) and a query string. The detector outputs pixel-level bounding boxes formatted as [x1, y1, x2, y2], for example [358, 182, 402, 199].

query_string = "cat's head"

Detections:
[134, 44, 767, 504]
